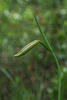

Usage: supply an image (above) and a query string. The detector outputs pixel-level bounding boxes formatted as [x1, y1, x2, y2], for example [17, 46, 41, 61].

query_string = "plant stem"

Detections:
[33, 13, 61, 100]
[51, 51, 61, 100]
[44, 41, 61, 100]
[42, 38, 61, 100]
[43, 40, 61, 100]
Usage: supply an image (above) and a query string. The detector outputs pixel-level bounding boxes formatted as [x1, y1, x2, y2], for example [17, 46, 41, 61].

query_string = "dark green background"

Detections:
[0, 0, 67, 100]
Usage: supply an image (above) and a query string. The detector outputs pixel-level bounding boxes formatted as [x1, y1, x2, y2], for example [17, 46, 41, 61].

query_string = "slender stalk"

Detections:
[42, 40, 61, 100]
[39, 40, 51, 51]
[34, 13, 61, 100]
[51, 51, 61, 100]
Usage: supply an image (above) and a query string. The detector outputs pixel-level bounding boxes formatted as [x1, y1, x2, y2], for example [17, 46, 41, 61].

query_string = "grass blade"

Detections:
[33, 13, 61, 100]
[0, 68, 15, 86]
[33, 13, 51, 52]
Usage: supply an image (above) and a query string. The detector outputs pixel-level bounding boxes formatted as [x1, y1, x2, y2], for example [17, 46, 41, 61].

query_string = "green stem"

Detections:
[42, 38, 61, 100]
[51, 51, 61, 100]
[40, 41, 61, 100]
[41, 42, 61, 100]
[33, 13, 61, 100]
[39, 41, 51, 51]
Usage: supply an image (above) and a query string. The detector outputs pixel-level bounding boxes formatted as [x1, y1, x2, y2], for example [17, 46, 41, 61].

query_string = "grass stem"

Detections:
[34, 13, 61, 100]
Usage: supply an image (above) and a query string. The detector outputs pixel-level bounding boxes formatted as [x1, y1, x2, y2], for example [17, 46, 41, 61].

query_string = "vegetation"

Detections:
[0, 0, 67, 100]
[14, 13, 61, 100]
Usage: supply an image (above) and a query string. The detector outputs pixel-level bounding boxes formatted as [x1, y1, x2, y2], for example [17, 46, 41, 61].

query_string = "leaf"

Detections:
[0, 68, 22, 98]
[0, 68, 15, 86]
[14, 40, 40, 57]
[33, 13, 51, 52]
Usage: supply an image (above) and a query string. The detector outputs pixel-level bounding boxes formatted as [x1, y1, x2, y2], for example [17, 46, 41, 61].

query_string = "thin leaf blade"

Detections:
[33, 13, 51, 52]
[0, 68, 15, 86]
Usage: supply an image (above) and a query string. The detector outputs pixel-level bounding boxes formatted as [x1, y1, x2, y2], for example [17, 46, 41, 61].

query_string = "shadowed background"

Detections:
[0, 0, 67, 100]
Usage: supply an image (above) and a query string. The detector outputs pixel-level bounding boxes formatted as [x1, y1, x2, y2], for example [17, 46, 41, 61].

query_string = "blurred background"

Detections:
[0, 0, 67, 100]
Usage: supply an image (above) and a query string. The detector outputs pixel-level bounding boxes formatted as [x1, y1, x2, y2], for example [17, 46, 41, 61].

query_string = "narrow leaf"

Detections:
[0, 68, 15, 86]
[33, 13, 51, 52]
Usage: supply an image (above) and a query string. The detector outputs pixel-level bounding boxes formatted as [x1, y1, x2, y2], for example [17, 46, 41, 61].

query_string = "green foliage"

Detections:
[14, 13, 61, 100]
[0, 0, 67, 100]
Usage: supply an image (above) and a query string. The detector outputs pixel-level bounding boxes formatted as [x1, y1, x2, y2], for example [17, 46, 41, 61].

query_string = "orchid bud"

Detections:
[14, 40, 40, 57]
